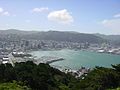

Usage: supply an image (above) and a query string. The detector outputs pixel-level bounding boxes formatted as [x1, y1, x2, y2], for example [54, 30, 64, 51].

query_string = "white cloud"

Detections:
[101, 13, 120, 33]
[0, 8, 3, 13]
[48, 9, 74, 24]
[32, 7, 49, 13]
[0, 8, 10, 16]
[114, 13, 120, 18]
[102, 18, 120, 33]
[2, 11, 10, 16]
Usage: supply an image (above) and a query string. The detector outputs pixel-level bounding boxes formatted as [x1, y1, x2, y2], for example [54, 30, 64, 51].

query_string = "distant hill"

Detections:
[0, 29, 38, 35]
[0, 29, 105, 44]
[95, 33, 120, 45]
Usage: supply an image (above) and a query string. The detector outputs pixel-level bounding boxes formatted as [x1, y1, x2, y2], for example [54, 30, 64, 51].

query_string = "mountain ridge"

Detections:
[0, 29, 106, 44]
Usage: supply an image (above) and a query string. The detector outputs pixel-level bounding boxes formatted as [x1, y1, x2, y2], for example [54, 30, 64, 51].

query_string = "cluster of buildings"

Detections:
[0, 51, 10, 64]
[89, 43, 120, 55]
[97, 48, 120, 55]
[0, 39, 90, 52]
[70, 67, 91, 78]
[53, 65, 91, 78]
[0, 38, 120, 66]
[0, 37, 119, 79]
[0, 50, 34, 66]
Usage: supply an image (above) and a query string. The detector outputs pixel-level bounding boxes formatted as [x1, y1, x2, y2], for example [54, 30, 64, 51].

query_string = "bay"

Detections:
[30, 49, 120, 70]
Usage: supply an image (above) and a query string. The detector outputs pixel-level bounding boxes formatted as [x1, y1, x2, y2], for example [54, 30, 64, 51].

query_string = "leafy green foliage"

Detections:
[0, 81, 30, 90]
[78, 65, 120, 90]
[0, 61, 120, 90]
[0, 61, 78, 90]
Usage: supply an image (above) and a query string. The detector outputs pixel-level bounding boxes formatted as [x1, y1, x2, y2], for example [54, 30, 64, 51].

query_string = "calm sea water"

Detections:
[30, 49, 120, 70]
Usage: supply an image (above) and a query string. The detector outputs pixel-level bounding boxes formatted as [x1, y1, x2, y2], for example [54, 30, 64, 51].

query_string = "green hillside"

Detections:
[0, 61, 120, 90]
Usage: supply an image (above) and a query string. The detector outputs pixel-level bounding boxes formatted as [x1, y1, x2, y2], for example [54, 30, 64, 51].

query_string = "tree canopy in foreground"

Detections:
[0, 61, 120, 90]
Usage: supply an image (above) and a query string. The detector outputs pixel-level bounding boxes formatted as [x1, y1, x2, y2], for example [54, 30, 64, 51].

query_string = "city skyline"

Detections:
[0, 0, 120, 34]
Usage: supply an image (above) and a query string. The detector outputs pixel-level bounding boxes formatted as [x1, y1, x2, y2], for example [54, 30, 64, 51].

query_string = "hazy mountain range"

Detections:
[95, 33, 120, 45]
[0, 29, 120, 45]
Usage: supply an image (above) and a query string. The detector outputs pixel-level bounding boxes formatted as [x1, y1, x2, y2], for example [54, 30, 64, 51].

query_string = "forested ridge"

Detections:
[0, 61, 120, 90]
[0, 29, 105, 44]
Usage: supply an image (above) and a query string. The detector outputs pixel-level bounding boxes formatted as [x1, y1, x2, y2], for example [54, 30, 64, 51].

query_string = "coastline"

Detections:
[28, 48, 120, 56]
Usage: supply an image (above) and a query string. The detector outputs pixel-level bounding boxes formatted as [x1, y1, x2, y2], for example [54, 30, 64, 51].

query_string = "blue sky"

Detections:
[0, 0, 120, 34]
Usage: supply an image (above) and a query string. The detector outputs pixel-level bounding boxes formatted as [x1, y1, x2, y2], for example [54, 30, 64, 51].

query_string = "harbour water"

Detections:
[30, 49, 120, 70]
